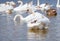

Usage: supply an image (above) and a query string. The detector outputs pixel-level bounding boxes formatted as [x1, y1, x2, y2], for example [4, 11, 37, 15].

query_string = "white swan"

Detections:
[14, 11, 50, 29]
[0, 2, 14, 14]
[13, 0, 28, 12]
[40, 3, 53, 11]
[13, 1, 36, 14]
[5, 4, 13, 13]
[10, 1, 16, 8]
[5, 1, 16, 8]
[56, 0, 60, 7]
[14, 0, 23, 10]
[35, 0, 52, 11]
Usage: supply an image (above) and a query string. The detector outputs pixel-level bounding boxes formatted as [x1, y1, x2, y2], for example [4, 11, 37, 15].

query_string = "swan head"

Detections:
[26, 9, 34, 14]
[26, 4, 35, 14]
[46, 9, 57, 16]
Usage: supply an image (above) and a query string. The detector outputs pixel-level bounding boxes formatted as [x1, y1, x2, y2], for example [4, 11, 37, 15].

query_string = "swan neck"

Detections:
[37, 0, 40, 6]
[14, 14, 24, 21]
[57, 0, 59, 5]
[19, 1, 23, 6]
[21, 2, 23, 5]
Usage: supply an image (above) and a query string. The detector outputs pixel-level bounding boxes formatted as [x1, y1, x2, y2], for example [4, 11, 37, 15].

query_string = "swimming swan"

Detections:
[13, 1, 36, 14]
[0, 3, 13, 14]
[14, 12, 50, 29]
[40, 3, 53, 11]
[13, 2, 28, 13]
[39, 3, 57, 16]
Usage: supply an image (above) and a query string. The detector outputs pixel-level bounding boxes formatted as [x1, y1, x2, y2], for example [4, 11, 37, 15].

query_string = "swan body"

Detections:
[0, 3, 14, 14]
[14, 12, 50, 29]
[0, 4, 6, 7]
[10, 1, 16, 7]
[25, 12, 50, 28]
[13, 3, 28, 12]
[39, 4, 46, 11]
[14, 1, 36, 14]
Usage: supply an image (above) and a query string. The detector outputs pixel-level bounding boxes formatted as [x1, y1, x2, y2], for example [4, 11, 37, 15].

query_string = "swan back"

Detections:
[24, 12, 50, 27]
[0, 3, 13, 12]
[13, 3, 28, 11]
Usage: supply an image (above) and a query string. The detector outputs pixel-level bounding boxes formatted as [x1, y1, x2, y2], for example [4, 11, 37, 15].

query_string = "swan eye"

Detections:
[27, 9, 29, 11]
[31, 20, 37, 23]
[34, 20, 37, 22]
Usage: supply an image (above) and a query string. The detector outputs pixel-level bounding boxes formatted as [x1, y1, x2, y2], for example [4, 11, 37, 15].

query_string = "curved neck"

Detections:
[18, 1, 23, 6]
[20, 1, 23, 6]
[14, 14, 24, 21]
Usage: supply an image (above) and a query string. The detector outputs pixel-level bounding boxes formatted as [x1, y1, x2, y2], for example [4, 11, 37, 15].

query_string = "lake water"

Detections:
[0, 0, 60, 41]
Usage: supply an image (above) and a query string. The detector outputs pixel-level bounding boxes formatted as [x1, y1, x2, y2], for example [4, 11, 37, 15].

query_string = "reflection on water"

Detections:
[27, 26, 48, 40]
